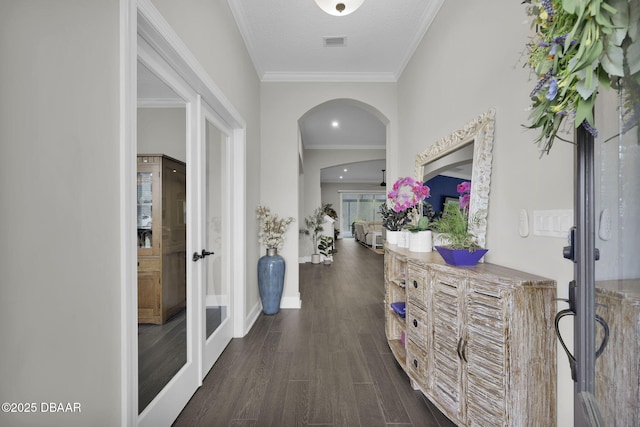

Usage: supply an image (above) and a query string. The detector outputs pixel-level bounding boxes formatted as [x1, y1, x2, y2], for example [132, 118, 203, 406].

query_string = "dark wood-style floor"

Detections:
[173, 238, 455, 426]
[139, 307, 224, 413]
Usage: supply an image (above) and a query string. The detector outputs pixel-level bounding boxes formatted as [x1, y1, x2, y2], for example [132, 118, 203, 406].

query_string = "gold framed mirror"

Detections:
[415, 109, 495, 248]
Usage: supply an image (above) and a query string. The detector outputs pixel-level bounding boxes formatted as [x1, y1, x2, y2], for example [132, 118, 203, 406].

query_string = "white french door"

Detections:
[137, 40, 200, 427]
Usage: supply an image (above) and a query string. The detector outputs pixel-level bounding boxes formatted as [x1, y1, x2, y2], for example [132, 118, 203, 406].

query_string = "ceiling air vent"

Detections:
[323, 36, 346, 47]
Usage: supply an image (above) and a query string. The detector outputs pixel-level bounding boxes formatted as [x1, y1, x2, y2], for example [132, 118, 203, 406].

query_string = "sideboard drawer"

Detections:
[407, 265, 428, 309]
[406, 302, 429, 349]
[406, 338, 429, 390]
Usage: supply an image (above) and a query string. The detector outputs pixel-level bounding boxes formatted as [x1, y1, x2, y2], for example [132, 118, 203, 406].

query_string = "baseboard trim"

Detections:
[244, 301, 262, 336]
[281, 294, 302, 309]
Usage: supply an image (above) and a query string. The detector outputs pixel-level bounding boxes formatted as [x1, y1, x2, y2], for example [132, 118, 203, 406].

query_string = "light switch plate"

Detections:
[532, 209, 573, 238]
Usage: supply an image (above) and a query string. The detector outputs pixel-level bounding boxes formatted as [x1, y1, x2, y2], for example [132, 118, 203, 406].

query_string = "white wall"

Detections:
[398, 1, 574, 425]
[0, 1, 121, 426]
[137, 107, 187, 162]
[260, 82, 397, 308]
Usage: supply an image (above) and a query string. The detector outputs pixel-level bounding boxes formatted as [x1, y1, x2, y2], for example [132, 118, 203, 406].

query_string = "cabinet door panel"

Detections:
[138, 271, 161, 322]
[466, 280, 508, 427]
[432, 273, 464, 421]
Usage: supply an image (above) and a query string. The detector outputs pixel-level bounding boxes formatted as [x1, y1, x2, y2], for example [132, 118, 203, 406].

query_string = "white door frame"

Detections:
[120, 0, 247, 425]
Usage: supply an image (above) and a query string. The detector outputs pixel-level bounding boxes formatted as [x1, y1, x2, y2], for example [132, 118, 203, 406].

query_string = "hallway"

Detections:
[173, 238, 454, 426]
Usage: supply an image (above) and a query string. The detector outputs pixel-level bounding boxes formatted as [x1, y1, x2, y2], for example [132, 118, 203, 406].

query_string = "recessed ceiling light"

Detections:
[332, 121, 339, 128]
[339, 176, 343, 179]
[343, 168, 348, 172]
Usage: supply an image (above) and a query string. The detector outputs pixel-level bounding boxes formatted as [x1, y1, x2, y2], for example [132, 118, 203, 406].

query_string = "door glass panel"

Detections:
[205, 120, 228, 338]
[136, 62, 188, 414]
[340, 192, 386, 236]
[593, 86, 639, 424]
[137, 171, 153, 249]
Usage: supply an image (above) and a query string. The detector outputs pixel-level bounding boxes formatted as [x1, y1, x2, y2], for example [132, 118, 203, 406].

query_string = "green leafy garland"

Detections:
[524, 0, 640, 153]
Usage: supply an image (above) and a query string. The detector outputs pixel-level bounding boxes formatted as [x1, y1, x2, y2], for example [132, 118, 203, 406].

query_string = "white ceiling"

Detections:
[139, 1, 446, 183]
[299, 99, 386, 150]
[228, 0, 444, 81]
[321, 159, 387, 184]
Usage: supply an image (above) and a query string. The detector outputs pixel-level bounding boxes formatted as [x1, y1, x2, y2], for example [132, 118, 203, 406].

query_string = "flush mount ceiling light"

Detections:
[314, 0, 364, 16]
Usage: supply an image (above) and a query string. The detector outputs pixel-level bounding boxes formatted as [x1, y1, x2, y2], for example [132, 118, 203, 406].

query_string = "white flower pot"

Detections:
[311, 254, 321, 264]
[398, 230, 410, 248]
[386, 230, 400, 245]
[409, 230, 432, 253]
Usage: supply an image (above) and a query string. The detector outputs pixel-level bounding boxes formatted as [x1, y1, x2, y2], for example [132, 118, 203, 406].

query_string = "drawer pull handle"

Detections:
[413, 280, 418, 288]
[413, 319, 418, 327]
[413, 359, 418, 368]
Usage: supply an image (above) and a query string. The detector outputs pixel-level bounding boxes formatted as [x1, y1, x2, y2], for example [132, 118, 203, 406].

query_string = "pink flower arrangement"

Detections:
[457, 181, 471, 211]
[388, 177, 431, 212]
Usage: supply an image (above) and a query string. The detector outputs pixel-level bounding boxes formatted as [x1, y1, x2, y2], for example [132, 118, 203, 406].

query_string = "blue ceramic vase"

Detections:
[258, 247, 285, 315]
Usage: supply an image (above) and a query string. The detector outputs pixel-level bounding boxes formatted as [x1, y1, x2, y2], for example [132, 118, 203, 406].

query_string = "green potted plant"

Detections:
[432, 182, 487, 266]
[301, 207, 325, 264]
[318, 235, 334, 264]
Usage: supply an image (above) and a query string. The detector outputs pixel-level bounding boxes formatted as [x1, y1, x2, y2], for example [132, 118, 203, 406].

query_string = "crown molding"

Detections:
[394, 0, 445, 78]
[261, 71, 397, 83]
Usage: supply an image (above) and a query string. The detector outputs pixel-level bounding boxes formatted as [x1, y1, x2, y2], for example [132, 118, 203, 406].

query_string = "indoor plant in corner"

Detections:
[301, 206, 325, 264]
[256, 205, 294, 314]
[432, 182, 488, 266]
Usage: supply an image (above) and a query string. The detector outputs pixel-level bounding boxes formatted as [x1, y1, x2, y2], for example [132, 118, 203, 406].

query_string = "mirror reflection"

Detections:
[422, 142, 473, 217]
[415, 109, 495, 248]
[137, 61, 187, 413]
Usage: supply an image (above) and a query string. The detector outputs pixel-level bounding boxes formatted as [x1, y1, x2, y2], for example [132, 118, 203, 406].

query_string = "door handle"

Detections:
[192, 249, 214, 262]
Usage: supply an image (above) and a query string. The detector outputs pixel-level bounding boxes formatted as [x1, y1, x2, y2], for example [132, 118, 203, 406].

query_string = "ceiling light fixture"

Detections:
[314, 0, 364, 16]
[380, 169, 386, 187]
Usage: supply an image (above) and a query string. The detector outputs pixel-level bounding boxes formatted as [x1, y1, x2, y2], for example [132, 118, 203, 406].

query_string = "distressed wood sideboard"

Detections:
[594, 280, 640, 427]
[384, 246, 557, 426]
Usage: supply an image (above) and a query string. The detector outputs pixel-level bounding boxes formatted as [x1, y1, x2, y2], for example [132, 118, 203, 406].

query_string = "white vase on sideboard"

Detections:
[398, 230, 410, 248]
[386, 230, 400, 245]
[409, 230, 432, 252]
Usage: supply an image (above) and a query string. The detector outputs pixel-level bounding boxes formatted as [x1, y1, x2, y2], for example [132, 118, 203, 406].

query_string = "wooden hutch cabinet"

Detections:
[137, 154, 187, 324]
[385, 246, 557, 426]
